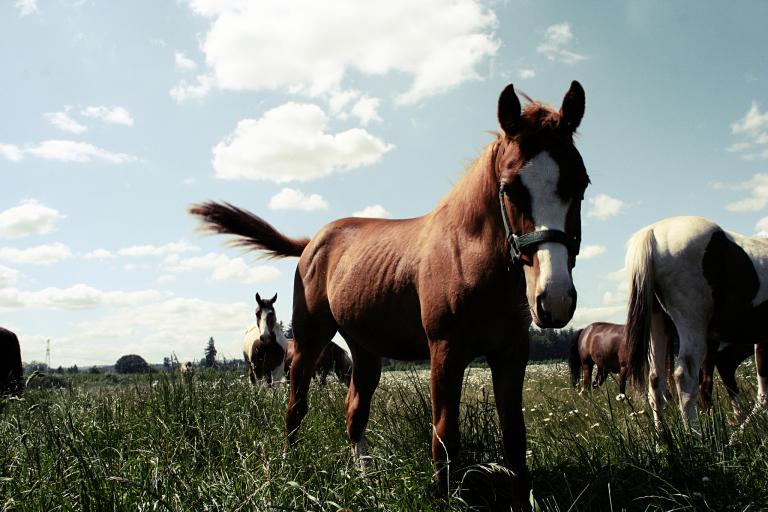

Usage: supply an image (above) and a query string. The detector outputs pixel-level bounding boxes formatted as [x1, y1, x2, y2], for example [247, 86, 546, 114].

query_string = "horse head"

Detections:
[255, 292, 278, 343]
[495, 81, 589, 328]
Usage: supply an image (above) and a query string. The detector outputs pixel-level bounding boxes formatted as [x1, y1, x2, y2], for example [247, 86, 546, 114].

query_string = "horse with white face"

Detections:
[243, 293, 289, 387]
[192, 81, 589, 509]
[625, 216, 768, 436]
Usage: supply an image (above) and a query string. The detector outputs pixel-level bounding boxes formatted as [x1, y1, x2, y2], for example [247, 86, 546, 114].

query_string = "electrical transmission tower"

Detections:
[45, 339, 51, 369]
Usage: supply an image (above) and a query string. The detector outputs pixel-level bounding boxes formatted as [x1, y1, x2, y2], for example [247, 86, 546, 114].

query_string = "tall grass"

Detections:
[1, 363, 766, 511]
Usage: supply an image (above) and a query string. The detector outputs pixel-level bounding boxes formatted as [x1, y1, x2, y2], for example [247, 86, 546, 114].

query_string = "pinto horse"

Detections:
[0, 327, 23, 396]
[625, 216, 768, 435]
[243, 293, 290, 387]
[192, 81, 589, 507]
[569, 322, 628, 393]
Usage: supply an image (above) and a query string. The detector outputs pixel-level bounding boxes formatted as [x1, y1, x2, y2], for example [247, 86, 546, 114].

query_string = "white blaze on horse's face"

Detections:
[256, 305, 276, 342]
[519, 151, 576, 327]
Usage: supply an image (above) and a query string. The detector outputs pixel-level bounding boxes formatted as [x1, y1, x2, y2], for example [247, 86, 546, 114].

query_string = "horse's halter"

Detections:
[497, 186, 581, 270]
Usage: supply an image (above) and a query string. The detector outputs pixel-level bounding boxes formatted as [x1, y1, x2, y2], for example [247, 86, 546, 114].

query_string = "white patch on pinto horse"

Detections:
[519, 151, 573, 316]
[725, 231, 768, 306]
[331, 335, 353, 362]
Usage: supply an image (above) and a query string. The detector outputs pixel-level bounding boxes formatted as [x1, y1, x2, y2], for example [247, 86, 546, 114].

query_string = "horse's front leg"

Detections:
[429, 341, 470, 495]
[488, 339, 531, 512]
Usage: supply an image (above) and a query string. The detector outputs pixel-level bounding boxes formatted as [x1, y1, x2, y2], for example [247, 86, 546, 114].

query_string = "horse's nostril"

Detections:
[536, 294, 552, 324]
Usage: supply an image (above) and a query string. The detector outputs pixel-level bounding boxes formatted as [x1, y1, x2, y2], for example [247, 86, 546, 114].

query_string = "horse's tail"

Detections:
[568, 329, 584, 388]
[189, 202, 309, 258]
[625, 227, 656, 390]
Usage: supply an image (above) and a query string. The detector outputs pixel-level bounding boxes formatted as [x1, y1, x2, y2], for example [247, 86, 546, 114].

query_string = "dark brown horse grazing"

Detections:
[191, 81, 589, 508]
[282, 338, 353, 386]
[569, 322, 627, 393]
[315, 339, 353, 386]
[0, 327, 23, 396]
[700, 341, 762, 417]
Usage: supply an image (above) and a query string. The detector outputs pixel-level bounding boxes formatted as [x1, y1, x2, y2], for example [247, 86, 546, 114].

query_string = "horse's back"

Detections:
[582, 322, 624, 371]
[296, 216, 429, 359]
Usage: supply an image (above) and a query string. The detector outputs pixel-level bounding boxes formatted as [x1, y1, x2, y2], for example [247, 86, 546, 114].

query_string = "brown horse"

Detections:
[569, 322, 627, 393]
[282, 338, 352, 386]
[0, 327, 23, 396]
[192, 81, 589, 507]
[315, 339, 353, 386]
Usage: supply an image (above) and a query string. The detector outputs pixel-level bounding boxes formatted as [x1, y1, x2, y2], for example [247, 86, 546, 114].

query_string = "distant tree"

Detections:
[203, 337, 217, 368]
[163, 357, 172, 371]
[67, 365, 79, 374]
[25, 361, 48, 373]
[88, 366, 101, 374]
[56, 365, 64, 374]
[115, 354, 150, 374]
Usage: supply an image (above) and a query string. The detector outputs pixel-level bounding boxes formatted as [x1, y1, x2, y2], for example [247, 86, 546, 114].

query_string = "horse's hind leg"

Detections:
[343, 340, 382, 464]
[648, 310, 670, 430]
[668, 314, 708, 436]
[581, 361, 593, 393]
[699, 342, 717, 411]
[285, 295, 336, 444]
[737, 342, 768, 437]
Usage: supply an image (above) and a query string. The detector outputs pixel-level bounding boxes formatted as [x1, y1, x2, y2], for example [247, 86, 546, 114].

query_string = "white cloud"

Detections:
[81, 106, 134, 126]
[569, 305, 625, 329]
[732, 102, 768, 135]
[185, 0, 499, 104]
[213, 102, 393, 182]
[722, 174, 768, 212]
[729, 102, 768, 160]
[0, 243, 72, 265]
[0, 199, 64, 239]
[69, 296, 253, 364]
[169, 74, 216, 104]
[0, 284, 164, 310]
[163, 252, 281, 284]
[26, 140, 136, 163]
[268, 188, 329, 211]
[536, 22, 586, 64]
[579, 244, 606, 260]
[756, 216, 768, 236]
[44, 112, 88, 134]
[15, 0, 38, 16]
[352, 204, 391, 218]
[117, 240, 199, 257]
[0, 264, 20, 287]
[350, 96, 382, 125]
[174, 51, 198, 72]
[587, 193, 625, 220]
[0, 144, 23, 162]
[83, 249, 114, 260]
[518, 68, 536, 79]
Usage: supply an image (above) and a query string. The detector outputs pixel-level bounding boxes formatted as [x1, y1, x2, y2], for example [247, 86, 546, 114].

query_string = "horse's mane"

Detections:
[432, 99, 568, 235]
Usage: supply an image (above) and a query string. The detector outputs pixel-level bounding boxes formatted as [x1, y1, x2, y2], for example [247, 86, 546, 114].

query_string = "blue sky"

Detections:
[2, 0, 767, 366]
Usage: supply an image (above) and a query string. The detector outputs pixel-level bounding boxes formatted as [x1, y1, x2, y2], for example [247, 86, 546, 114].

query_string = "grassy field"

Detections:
[1, 362, 767, 511]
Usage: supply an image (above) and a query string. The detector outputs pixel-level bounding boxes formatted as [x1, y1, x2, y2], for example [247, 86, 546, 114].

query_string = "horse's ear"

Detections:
[270, 293, 277, 304]
[560, 80, 585, 133]
[255, 293, 263, 306]
[497, 83, 521, 136]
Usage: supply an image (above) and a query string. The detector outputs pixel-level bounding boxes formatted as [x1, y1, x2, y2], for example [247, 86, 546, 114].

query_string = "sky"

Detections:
[2, 0, 768, 367]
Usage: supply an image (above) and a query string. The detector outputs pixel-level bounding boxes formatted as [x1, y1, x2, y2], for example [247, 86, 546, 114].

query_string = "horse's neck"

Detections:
[432, 143, 505, 243]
